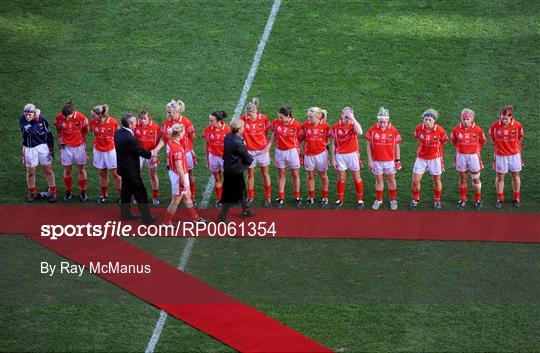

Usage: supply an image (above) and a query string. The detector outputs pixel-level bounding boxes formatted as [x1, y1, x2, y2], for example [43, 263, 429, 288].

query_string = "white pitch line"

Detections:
[144, 1, 281, 352]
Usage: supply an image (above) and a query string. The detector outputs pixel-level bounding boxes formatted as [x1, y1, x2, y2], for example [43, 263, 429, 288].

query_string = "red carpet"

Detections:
[0, 204, 538, 243]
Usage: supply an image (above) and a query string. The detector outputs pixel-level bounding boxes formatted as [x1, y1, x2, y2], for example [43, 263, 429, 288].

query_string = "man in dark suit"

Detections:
[218, 119, 255, 223]
[114, 113, 158, 224]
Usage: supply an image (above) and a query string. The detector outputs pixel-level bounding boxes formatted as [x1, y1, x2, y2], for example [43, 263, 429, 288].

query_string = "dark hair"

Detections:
[211, 110, 227, 121]
[62, 100, 74, 117]
[139, 108, 149, 117]
[501, 105, 513, 117]
[278, 106, 293, 117]
[121, 113, 135, 127]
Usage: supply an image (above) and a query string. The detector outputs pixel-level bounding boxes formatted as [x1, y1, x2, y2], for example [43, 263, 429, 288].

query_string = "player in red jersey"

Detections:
[365, 107, 402, 211]
[54, 100, 89, 203]
[201, 110, 231, 208]
[450, 108, 487, 210]
[135, 109, 161, 206]
[162, 124, 204, 225]
[298, 107, 332, 208]
[240, 98, 272, 208]
[89, 104, 121, 204]
[409, 109, 449, 211]
[331, 107, 365, 210]
[488, 105, 525, 208]
[267, 106, 303, 208]
[152, 100, 198, 204]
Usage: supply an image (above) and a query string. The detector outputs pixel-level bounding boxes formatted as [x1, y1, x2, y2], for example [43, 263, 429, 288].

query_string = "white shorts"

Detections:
[372, 160, 395, 175]
[494, 153, 522, 173]
[455, 152, 482, 173]
[335, 152, 360, 171]
[248, 150, 271, 168]
[168, 170, 190, 196]
[186, 150, 195, 171]
[93, 148, 117, 169]
[413, 157, 442, 176]
[207, 152, 223, 173]
[140, 156, 158, 169]
[60, 145, 87, 166]
[275, 148, 300, 169]
[22, 144, 51, 167]
[304, 151, 328, 172]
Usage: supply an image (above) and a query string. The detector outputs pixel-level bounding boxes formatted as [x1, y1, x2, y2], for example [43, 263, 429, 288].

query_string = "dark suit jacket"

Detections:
[114, 127, 151, 178]
[223, 133, 253, 174]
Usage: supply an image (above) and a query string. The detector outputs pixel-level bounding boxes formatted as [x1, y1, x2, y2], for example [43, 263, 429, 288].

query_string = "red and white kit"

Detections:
[162, 116, 196, 170]
[333, 118, 361, 171]
[272, 117, 303, 169]
[413, 123, 449, 176]
[135, 119, 161, 168]
[299, 119, 332, 172]
[202, 123, 231, 173]
[54, 111, 89, 166]
[241, 112, 272, 168]
[365, 123, 402, 175]
[166, 139, 189, 196]
[450, 122, 486, 172]
[488, 118, 524, 173]
[90, 116, 119, 169]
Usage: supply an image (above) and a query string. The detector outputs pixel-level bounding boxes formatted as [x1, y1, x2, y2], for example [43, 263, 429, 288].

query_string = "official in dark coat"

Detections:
[114, 113, 158, 224]
[218, 119, 255, 223]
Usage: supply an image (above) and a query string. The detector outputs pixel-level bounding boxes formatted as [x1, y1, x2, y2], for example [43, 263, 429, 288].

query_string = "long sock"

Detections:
[78, 179, 87, 192]
[100, 186, 108, 196]
[152, 189, 159, 199]
[459, 186, 467, 201]
[278, 191, 285, 200]
[354, 180, 364, 201]
[49, 186, 56, 195]
[187, 206, 201, 221]
[497, 193, 504, 201]
[264, 184, 271, 200]
[474, 188, 481, 201]
[190, 183, 196, 199]
[28, 187, 36, 194]
[376, 189, 383, 202]
[308, 189, 315, 198]
[321, 190, 328, 199]
[294, 191, 300, 199]
[248, 188, 255, 200]
[215, 186, 222, 200]
[412, 186, 420, 201]
[513, 191, 520, 201]
[389, 189, 397, 201]
[434, 188, 442, 202]
[64, 176, 73, 193]
[337, 181, 345, 201]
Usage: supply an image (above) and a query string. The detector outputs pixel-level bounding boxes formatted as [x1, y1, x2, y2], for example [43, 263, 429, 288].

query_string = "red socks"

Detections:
[389, 188, 397, 201]
[354, 181, 363, 201]
[375, 189, 383, 202]
[64, 176, 73, 193]
[264, 184, 271, 200]
[337, 181, 345, 201]
[459, 186, 467, 201]
[434, 188, 442, 202]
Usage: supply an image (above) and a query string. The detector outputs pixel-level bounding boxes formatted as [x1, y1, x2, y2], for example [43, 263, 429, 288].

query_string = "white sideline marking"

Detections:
[144, 1, 281, 351]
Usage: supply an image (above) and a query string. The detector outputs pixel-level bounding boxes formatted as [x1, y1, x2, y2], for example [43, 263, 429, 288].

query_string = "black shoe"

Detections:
[457, 200, 466, 211]
[262, 199, 271, 208]
[141, 215, 159, 224]
[274, 198, 284, 208]
[293, 197, 302, 209]
[474, 200, 483, 210]
[215, 201, 222, 209]
[513, 199, 522, 208]
[191, 199, 198, 208]
[320, 198, 329, 208]
[26, 193, 37, 203]
[246, 199, 253, 208]
[433, 201, 442, 211]
[305, 197, 314, 208]
[495, 200, 503, 209]
[355, 200, 365, 210]
[409, 199, 419, 210]
[121, 214, 140, 220]
[79, 191, 88, 202]
[97, 195, 108, 205]
[217, 215, 229, 224]
[64, 192, 73, 203]
[333, 200, 343, 209]
[241, 209, 256, 218]
[47, 194, 57, 203]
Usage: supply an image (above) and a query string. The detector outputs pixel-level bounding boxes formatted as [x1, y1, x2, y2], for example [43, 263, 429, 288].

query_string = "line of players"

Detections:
[18, 99, 524, 211]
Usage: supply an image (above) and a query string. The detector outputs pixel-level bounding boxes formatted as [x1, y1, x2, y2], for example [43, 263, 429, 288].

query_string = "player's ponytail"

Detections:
[177, 100, 185, 114]
[62, 100, 74, 117]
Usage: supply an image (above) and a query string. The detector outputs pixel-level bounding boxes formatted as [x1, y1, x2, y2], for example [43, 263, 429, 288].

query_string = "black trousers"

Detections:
[219, 172, 249, 219]
[120, 175, 152, 221]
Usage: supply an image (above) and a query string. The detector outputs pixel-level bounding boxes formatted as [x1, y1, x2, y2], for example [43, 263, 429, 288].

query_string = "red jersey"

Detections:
[414, 123, 449, 160]
[135, 119, 161, 151]
[202, 123, 231, 157]
[333, 119, 359, 154]
[299, 120, 332, 156]
[54, 111, 89, 147]
[241, 113, 271, 151]
[272, 117, 302, 151]
[161, 116, 196, 151]
[166, 139, 188, 174]
[488, 118, 524, 156]
[450, 122, 486, 154]
[90, 117, 119, 152]
[365, 123, 402, 161]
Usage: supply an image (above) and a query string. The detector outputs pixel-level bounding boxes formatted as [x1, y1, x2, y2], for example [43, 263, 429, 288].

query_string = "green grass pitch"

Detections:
[1, 0, 539, 351]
